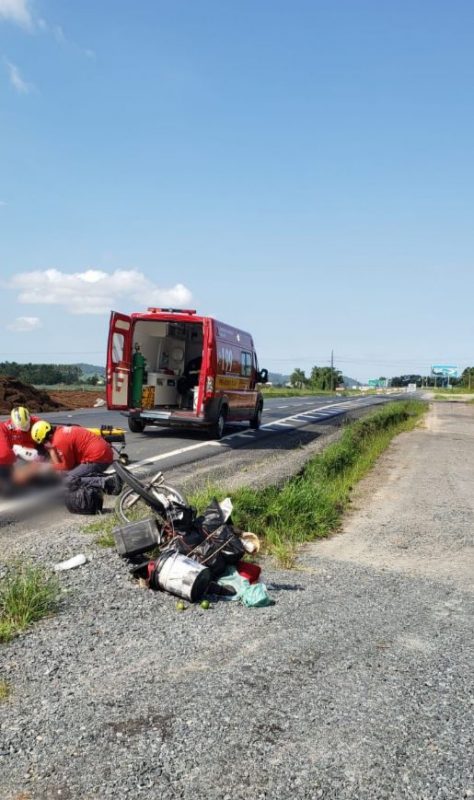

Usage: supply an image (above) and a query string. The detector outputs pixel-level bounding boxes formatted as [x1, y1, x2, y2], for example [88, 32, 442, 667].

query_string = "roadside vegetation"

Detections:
[262, 386, 339, 398]
[0, 564, 60, 643]
[430, 387, 474, 395]
[191, 400, 427, 567]
[261, 386, 377, 398]
[0, 679, 11, 701]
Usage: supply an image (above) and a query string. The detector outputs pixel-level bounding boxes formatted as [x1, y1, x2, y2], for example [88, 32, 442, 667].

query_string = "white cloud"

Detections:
[6, 316, 42, 332]
[5, 59, 32, 93]
[0, 0, 33, 29]
[9, 268, 193, 315]
[0, 1, 93, 58]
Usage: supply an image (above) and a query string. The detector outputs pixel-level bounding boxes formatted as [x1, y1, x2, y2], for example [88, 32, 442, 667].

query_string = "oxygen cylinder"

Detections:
[131, 344, 147, 407]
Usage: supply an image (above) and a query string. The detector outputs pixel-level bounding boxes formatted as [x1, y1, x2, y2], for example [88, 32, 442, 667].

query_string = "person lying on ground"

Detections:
[0, 424, 15, 494]
[30, 421, 121, 492]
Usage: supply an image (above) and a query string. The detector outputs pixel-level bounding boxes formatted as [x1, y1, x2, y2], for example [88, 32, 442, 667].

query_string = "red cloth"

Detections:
[0, 423, 15, 466]
[50, 426, 114, 472]
[2, 414, 41, 449]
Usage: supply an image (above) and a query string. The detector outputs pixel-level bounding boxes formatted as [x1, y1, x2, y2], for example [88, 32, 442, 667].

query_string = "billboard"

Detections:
[431, 365, 459, 377]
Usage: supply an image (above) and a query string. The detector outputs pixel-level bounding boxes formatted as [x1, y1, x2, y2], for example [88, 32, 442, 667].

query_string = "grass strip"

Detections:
[0, 564, 60, 643]
[0, 679, 10, 701]
[190, 400, 427, 567]
[261, 387, 373, 398]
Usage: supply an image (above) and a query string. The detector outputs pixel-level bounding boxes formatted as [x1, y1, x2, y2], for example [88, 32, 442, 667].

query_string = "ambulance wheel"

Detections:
[249, 402, 263, 430]
[209, 408, 226, 440]
[128, 418, 145, 434]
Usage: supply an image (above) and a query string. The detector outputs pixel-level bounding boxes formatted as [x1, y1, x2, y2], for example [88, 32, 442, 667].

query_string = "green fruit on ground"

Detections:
[200, 599, 210, 610]
[176, 601, 186, 611]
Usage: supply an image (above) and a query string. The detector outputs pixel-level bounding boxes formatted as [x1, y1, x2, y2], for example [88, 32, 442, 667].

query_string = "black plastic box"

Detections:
[113, 517, 160, 557]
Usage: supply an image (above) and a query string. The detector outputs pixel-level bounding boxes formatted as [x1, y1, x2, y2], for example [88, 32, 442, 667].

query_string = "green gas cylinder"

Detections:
[131, 344, 147, 407]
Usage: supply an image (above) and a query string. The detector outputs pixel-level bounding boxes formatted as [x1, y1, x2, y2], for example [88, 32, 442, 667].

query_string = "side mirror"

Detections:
[258, 368, 269, 384]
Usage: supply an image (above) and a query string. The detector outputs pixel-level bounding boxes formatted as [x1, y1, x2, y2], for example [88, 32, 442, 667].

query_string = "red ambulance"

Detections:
[106, 308, 268, 438]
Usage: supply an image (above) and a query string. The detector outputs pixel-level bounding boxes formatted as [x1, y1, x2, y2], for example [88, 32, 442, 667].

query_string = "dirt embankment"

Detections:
[48, 389, 106, 410]
[0, 376, 66, 413]
[0, 376, 107, 413]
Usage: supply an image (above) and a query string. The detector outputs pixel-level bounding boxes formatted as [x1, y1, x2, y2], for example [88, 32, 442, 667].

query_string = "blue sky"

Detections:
[1, 0, 473, 381]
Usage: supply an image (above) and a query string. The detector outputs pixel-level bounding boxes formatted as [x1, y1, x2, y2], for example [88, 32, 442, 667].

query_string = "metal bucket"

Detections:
[155, 551, 211, 602]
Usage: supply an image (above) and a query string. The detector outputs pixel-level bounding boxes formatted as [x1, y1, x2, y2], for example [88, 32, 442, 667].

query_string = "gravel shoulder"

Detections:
[0, 403, 473, 800]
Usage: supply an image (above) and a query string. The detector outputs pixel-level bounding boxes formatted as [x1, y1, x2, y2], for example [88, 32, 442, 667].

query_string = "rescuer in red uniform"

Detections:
[7, 407, 41, 448]
[31, 421, 114, 488]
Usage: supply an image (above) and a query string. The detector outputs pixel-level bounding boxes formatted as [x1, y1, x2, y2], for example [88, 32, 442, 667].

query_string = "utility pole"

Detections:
[331, 349, 334, 392]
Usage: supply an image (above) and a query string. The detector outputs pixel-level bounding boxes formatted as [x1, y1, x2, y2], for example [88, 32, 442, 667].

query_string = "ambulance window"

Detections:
[241, 351, 252, 377]
[112, 332, 124, 364]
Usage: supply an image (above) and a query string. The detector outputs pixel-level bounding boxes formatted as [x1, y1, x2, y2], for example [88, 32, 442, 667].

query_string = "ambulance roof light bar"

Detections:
[147, 307, 197, 315]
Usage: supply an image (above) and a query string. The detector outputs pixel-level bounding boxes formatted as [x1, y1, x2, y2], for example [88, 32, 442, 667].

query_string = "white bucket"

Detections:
[156, 551, 211, 601]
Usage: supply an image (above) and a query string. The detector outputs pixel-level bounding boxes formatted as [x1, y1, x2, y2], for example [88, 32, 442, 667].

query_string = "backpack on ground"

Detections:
[65, 483, 104, 515]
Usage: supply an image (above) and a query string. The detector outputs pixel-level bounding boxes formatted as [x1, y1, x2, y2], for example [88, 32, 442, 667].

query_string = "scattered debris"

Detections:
[109, 465, 273, 608]
[54, 554, 88, 572]
[93, 398, 106, 408]
[240, 532, 260, 554]
[217, 566, 274, 608]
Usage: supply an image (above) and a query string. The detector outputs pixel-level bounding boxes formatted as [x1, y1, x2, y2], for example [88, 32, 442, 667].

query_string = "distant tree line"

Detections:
[289, 367, 474, 390]
[386, 368, 474, 388]
[0, 361, 101, 386]
[290, 366, 343, 390]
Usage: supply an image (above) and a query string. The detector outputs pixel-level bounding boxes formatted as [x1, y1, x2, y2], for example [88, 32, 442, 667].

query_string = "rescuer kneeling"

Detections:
[30, 421, 118, 491]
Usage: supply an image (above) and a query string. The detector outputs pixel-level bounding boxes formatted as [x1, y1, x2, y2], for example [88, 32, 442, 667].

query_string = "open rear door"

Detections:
[106, 311, 132, 409]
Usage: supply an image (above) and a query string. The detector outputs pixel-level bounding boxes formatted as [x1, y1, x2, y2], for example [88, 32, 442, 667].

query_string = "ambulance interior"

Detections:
[133, 320, 204, 410]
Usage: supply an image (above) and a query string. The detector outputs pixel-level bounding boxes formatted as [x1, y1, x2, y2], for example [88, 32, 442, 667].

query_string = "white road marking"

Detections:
[133, 438, 221, 467]
[133, 398, 354, 468]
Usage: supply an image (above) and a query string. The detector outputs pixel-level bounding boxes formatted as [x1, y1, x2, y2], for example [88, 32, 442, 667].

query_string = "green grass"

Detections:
[261, 387, 377, 398]
[95, 532, 116, 548]
[0, 564, 60, 643]
[33, 383, 105, 391]
[83, 512, 119, 547]
[261, 387, 339, 397]
[433, 393, 474, 401]
[428, 386, 472, 394]
[0, 679, 10, 701]
[190, 400, 427, 567]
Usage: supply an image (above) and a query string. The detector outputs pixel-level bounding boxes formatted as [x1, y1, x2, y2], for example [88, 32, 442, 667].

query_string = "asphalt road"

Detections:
[29, 393, 400, 471]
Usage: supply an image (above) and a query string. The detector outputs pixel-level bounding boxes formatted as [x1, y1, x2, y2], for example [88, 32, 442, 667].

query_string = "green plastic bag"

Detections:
[217, 566, 275, 607]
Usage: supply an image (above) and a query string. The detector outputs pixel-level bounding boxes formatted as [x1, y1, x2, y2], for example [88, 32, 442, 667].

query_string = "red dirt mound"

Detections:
[0, 376, 67, 414]
[48, 390, 107, 410]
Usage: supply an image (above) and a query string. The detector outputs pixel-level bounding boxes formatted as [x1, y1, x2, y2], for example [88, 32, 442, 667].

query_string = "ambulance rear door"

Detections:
[106, 311, 132, 409]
